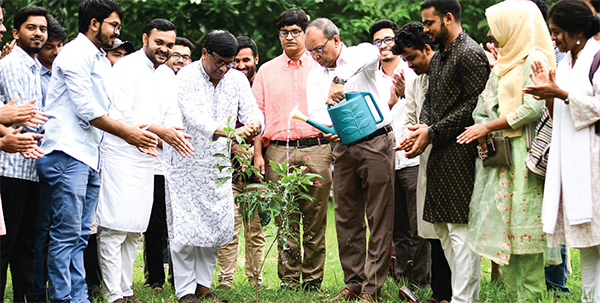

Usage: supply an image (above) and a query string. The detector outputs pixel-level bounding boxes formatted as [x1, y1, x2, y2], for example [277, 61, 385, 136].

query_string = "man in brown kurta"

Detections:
[399, 1, 489, 302]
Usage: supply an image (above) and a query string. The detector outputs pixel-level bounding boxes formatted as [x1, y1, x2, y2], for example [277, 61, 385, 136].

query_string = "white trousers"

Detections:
[96, 227, 139, 302]
[434, 223, 481, 303]
[581, 245, 600, 303]
[170, 242, 220, 299]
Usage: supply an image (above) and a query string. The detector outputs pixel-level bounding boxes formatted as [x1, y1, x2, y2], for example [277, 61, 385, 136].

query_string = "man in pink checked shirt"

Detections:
[252, 7, 332, 292]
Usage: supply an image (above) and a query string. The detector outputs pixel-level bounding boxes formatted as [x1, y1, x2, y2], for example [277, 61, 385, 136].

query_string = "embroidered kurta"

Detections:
[96, 51, 180, 233]
[544, 39, 600, 249]
[467, 52, 547, 265]
[420, 31, 490, 224]
[165, 60, 264, 247]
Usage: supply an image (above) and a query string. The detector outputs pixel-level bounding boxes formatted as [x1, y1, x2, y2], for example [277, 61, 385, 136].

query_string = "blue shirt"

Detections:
[40, 33, 112, 170]
[40, 64, 51, 107]
[0, 45, 43, 181]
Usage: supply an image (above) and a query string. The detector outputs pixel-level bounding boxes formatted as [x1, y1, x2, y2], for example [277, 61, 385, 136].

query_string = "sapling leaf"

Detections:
[215, 177, 231, 185]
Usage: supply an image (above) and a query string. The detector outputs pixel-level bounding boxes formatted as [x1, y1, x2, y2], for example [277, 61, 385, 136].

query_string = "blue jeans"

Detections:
[545, 245, 570, 296]
[36, 151, 100, 303]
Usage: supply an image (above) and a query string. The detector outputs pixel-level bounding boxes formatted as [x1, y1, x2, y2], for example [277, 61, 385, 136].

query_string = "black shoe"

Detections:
[216, 284, 230, 291]
[279, 281, 299, 291]
[302, 282, 322, 292]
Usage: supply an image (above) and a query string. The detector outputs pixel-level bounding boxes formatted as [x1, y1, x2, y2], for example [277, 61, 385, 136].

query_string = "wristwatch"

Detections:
[428, 126, 435, 139]
[332, 76, 347, 85]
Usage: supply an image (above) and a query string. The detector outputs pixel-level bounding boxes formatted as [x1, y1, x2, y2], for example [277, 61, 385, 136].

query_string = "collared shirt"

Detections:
[101, 50, 180, 175]
[40, 65, 52, 107]
[0, 45, 43, 181]
[377, 59, 418, 170]
[307, 43, 392, 129]
[253, 51, 319, 145]
[40, 33, 112, 170]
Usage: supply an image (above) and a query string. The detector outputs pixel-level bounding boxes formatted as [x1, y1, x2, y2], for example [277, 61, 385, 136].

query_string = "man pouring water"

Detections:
[305, 17, 395, 302]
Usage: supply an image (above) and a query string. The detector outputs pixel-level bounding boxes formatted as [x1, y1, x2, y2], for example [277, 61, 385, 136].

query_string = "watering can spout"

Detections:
[289, 106, 336, 135]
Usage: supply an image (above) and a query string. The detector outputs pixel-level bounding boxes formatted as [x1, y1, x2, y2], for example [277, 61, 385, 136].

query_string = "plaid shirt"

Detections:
[0, 45, 43, 181]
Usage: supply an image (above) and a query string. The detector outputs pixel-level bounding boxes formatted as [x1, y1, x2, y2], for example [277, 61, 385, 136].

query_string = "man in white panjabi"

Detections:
[164, 30, 264, 303]
[95, 19, 194, 303]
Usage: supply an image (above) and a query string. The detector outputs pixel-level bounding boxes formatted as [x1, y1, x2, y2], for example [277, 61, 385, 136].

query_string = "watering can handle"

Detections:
[363, 92, 383, 124]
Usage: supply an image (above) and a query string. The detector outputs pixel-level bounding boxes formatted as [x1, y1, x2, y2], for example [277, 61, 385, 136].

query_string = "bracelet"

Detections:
[564, 96, 570, 105]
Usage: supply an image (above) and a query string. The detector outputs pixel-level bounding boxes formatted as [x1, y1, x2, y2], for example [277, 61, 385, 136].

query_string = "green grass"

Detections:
[3, 202, 585, 302]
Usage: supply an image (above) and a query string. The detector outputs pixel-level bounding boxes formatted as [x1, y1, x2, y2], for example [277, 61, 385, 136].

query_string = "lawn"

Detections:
[3, 201, 585, 302]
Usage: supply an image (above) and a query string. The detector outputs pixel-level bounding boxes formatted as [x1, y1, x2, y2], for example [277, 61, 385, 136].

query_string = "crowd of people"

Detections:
[0, 0, 599, 302]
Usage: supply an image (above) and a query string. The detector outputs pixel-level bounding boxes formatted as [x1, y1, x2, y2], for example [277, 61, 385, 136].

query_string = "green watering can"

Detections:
[290, 91, 383, 145]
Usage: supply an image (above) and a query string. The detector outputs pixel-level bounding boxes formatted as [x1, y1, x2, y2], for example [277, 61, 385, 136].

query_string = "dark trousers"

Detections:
[143, 175, 168, 287]
[429, 239, 452, 301]
[0, 177, 42, 302]
[84, 234, 101, 291]
[393, 165, 431, 287]
[545, 245, 570, 294]
[332, 132, 395, 296]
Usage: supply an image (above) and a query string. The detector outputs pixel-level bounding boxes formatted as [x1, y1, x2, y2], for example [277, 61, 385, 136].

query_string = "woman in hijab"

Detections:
[524, 0, 600, 301]
[457, 1, 555, 301]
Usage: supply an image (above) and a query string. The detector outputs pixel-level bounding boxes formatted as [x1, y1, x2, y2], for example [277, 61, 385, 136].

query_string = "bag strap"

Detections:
[590, 49, 600, 134]
[525, 124, 533, 151]
[589, 49, 600, 84]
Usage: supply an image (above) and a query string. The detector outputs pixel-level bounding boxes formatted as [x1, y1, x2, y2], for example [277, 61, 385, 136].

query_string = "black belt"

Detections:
[273, 137, 329, 148]
[351, 125, 393, 145]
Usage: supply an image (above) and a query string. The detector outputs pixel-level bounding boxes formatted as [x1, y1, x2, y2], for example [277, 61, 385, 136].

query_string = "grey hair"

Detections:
[307, 17, 339, 39]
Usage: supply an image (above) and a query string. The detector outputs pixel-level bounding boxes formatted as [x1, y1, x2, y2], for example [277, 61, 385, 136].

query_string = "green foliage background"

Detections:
[2, 0, 559, 67]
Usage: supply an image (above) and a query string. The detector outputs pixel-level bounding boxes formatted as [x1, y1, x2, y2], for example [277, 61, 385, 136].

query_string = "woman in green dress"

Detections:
[456, 1, 555, 302]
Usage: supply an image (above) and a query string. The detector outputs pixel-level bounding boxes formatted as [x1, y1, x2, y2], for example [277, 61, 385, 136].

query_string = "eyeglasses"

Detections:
[278, 29, 302, 38]
[307, 37, 331, 56]
[103, 21, 122, 34]
[171, 52, 191, 62]
[373, 37, 394, 47]
[208, 51, 235, 69]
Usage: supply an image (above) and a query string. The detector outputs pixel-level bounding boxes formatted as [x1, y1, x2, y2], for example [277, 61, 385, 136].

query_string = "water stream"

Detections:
[286, 117, 291, 173]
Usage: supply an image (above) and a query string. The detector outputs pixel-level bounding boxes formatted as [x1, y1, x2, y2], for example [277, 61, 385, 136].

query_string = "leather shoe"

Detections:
[358, 293, 381, 302]
[179, 294, 199, 303]
[198, 291, 228, 302]
[196, 284, 227, 302]
[330, 287, 358, 301]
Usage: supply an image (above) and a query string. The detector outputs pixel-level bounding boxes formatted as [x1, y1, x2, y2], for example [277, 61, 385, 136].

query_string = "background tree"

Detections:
[1, 0, 558, 69]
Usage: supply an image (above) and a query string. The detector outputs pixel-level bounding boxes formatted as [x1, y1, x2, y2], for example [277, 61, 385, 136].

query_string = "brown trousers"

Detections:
[332, 132, 395, 296]
[217, 181, 265, 287]
[266, 142, 332, 286]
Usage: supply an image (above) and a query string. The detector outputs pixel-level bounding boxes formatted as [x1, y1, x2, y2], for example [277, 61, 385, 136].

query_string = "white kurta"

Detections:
[165, 60, 264, 247]
[403, 73, 437, 239]
[96, 50, 180, 233]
